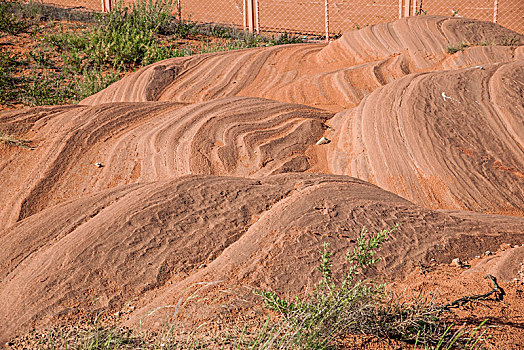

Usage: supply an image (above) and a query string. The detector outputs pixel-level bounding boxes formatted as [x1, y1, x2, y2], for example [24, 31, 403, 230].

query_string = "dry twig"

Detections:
[441, 274, 505, 310]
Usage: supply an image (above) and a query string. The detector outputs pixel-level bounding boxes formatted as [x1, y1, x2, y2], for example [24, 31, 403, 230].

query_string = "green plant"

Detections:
[0, 130, 32, 149]
[85, 0, 175, 68]
[75, 68, 121, 100]
[42, 0, 177, 70]
[270, 32, 304, 45]
[447, 41, 470, 54]
[21, 71, 78, 106]
[254, 225, 481, 348]
[0, 0, 35, 35]
[500, 34, 520, 46]
[0, 49, 27, 105]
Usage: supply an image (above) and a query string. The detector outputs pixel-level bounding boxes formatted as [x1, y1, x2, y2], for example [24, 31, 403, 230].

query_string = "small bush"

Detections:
[21, 71, 78, 106]
[0, 0, 35, 35]
[447, 42, 470, 54]
[75, 68, 121, 100]
[254, 225, 477, 348]
[500, 34, 520, 46]
[0, 130, 32, 149]
[270, 32, 304, 45]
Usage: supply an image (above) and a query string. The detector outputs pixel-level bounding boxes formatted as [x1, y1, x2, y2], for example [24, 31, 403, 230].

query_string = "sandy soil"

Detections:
[1, 15, 523, 348]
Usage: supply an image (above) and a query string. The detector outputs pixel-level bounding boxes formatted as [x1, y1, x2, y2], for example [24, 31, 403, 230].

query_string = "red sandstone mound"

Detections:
[81, 16, 523, 112]
[0, 174, 522, 343]
[1, 15, 524, 346]
[316, 60, 524, 215]
[0, 97, 330, 228]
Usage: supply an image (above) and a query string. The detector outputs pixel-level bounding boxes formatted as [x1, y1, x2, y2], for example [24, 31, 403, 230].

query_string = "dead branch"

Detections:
[441, 274, 505, 311]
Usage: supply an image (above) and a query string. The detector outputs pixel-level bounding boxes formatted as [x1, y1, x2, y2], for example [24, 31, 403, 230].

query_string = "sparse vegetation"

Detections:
[500, 34, 520, 46]
[8, 226, 495, 349]
[0, 0, 36, 35]
[0, 0, 307, 108]
[446, 41, 470, 54]
[0, 130, 32, 149]
[253, 225, 458, 348]
[270, 32, 304, 45]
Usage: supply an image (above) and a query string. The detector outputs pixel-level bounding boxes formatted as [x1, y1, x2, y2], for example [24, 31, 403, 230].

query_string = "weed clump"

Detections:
[447, 41, 470, 54]
[500, 34, 520, 46]
[0, 0, 35, 35]
[0, 130, 32, 149]
[254, 225, 483, 348]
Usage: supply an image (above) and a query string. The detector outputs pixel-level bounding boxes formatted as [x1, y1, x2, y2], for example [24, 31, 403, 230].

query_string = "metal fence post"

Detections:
[493, 0, 499, 23]
[255, 0, 260, 34]
[246, 0, 255, 33]
[404, 0, 411, 17]
[101, 0, 111, 12]
[399, 0, 403, 18]
[243, 0, 247, 30]
[412, 0, 417, 16]
[325, 0, 329, 42]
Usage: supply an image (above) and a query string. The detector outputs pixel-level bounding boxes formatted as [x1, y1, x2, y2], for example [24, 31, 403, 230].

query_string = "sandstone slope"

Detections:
[0, 97, 330, 228]
[316, 60, 524, 214]
[81, 17, 523, 112]
[1, 174, 522, 342]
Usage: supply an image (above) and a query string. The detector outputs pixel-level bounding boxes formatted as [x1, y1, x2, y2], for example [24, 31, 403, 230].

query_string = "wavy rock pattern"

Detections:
[318, 61, 524, 214]
[1, 174, 522, 341]
[0, 97, 330, 227]
[0, 15, 523, 344]
[82, 16, 523, 112]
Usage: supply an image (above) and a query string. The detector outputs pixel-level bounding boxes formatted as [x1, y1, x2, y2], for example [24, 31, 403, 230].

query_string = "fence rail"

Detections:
[41, 0, 524, 38]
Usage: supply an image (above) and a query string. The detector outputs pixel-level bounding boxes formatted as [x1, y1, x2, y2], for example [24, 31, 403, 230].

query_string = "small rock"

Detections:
[451, 258, 462, 267]
[485, 250, 493, 256]
[316, 136, 331, 145]
[94, 162, 104, 168]
[475, 255, 481, 259]
[500, 243, 511, 251]
[451, 258, 469, 268]
[198, 263, 207, 269]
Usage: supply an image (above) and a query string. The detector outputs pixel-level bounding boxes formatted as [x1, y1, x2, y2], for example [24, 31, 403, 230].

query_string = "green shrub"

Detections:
[21, 71, 78, 106]
[270, 32, 304, 45]
[254, 225, 471, 348]
[75, 68, 120, 100]
[0, 130, 32, 149]
[0, 0, 35, 35]
[447, 42, 470, 54]
[86, 0, 175, 67]
[500, 34, 520, 46]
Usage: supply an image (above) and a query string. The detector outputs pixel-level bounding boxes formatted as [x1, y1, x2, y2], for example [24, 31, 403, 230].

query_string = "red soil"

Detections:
[1, 15, 523, 347]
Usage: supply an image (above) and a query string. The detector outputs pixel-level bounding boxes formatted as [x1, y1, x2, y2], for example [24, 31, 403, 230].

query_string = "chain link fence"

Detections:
[36, 0, 523, 38]
[497, 0, 524, 34]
